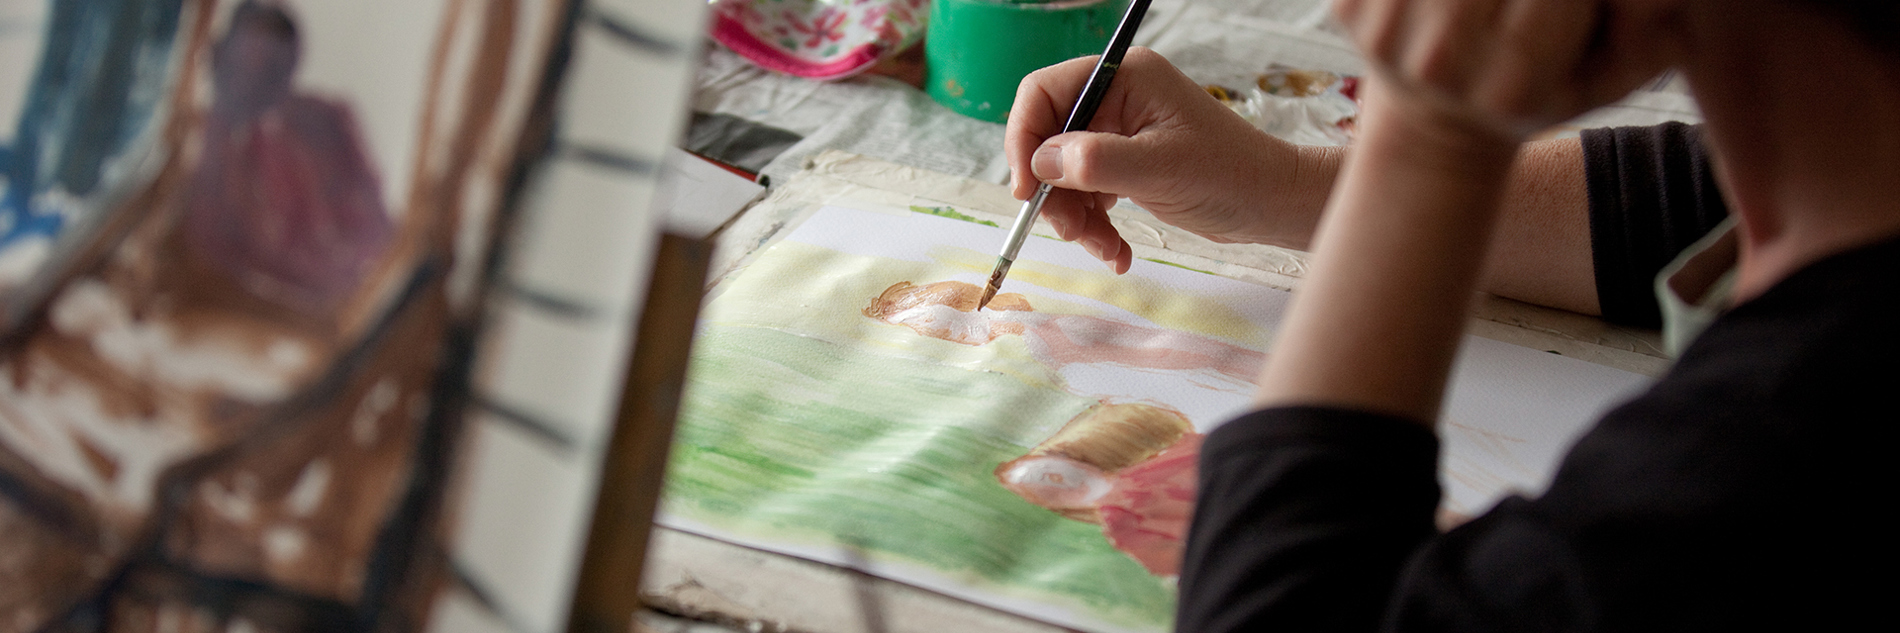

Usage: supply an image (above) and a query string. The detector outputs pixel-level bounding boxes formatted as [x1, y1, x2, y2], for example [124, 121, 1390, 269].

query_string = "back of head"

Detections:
[1792, 0, 1900, 59]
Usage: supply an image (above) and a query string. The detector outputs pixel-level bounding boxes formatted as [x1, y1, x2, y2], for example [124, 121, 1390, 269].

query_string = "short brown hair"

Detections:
[1797, 1, 1900, 57]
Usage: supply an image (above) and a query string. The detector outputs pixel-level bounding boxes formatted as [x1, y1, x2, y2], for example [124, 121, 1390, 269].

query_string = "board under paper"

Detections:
[660, 202, 1651, 633]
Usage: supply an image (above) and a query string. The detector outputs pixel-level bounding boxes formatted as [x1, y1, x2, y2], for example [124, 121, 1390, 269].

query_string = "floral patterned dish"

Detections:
[712, 0, 929, 81]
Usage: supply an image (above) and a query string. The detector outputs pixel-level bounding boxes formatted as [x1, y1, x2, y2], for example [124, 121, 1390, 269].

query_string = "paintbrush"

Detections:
[978, 0, 1154, 310]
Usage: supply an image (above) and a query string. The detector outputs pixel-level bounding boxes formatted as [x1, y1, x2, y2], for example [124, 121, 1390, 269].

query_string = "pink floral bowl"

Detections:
[712, 0, 929, 81]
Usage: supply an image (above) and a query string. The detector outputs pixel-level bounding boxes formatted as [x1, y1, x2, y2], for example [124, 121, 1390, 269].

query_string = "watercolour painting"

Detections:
[0, 0, 618, 630]
[661, 203, 1651, 633]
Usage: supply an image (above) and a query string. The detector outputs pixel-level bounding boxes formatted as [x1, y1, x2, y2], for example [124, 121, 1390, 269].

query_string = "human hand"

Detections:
[1334, 0, 1676, 145]
[1005, 48, 1339, 273]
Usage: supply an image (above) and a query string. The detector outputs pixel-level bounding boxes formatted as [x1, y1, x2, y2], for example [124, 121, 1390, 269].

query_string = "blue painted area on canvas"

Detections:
[0, 0, 183, 257]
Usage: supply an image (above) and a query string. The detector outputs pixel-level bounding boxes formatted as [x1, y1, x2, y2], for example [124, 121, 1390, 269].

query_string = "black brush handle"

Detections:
[1060, 0, 1154, 134]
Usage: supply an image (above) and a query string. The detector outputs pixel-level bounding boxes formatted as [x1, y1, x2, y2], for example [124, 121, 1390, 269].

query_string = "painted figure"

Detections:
[185, 0, 392, 314]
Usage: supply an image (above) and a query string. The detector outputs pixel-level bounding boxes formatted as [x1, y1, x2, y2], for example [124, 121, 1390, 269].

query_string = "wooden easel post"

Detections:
[567, 231, 713, 633]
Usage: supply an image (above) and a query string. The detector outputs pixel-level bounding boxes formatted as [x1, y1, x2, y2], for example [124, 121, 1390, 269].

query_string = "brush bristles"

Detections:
[978, 259, 1010, 310]
[977, 283, 999, 310]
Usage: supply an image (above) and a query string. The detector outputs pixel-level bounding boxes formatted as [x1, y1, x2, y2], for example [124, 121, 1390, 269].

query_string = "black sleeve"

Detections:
[1175, 400, 1822, 633]
[1174, 242, 1899, 633]
[1175, 407, 1440, 633]
[1581, 122, 1729, 328]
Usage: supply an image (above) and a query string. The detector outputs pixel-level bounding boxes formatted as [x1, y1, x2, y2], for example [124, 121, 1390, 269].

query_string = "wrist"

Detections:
[1237, 135, 1343, 251]
[1356, 91, 1521, 179]
[1283, 144, 1345, 249]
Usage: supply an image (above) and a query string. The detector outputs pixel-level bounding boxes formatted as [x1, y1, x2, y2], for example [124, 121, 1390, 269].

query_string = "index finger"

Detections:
[1006, 55, 1103, 200]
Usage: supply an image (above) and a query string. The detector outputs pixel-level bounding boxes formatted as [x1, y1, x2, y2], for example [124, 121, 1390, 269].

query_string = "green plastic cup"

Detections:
[925, 0, 1130, 123]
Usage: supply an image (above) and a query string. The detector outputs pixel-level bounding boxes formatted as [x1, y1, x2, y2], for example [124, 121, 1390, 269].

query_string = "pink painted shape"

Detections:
[188, 95, 392, 312]
[1026, 316, 1266, 383]
[1096, 433, 1203, 577]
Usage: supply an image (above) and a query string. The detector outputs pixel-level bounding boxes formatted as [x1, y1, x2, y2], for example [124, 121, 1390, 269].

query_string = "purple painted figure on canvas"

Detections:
[187, 0, 392, 313]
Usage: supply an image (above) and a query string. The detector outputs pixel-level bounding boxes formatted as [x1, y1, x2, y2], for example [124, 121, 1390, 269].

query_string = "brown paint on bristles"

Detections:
[977, 284, 999, 311]
[978, 265, 1008, 310]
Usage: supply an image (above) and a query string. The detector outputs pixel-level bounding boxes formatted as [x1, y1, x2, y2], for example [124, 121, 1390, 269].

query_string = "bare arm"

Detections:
[1298, 137, 1596, 315]
[1256, 93, 1520, 417]
[1251, 0, 1670, 417]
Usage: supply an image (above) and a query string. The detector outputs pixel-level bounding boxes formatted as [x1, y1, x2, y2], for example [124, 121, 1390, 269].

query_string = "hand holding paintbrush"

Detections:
[978, 0, 1155, 309]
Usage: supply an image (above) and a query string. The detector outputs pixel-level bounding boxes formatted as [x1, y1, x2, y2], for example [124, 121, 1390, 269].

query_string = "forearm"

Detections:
[1254, 100, 1520, 421]
[1285, 137, 1596, 314]
[1482, 138, 1597, 313]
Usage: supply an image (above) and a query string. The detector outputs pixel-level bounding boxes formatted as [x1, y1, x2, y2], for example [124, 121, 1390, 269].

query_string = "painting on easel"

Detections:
[661, 202, 1650, 633]
[0, 0, 586, 629]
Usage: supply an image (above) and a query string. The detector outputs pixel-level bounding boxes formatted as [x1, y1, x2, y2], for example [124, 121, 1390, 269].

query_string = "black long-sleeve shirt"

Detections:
[1174, 125, 1896, 631]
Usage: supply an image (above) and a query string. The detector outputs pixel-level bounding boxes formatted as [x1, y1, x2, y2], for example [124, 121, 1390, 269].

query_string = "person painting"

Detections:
[1005, 0, 1895, 629]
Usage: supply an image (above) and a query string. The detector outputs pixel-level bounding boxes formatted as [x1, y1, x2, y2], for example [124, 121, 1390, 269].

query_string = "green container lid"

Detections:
[925, 0, 1130, 123]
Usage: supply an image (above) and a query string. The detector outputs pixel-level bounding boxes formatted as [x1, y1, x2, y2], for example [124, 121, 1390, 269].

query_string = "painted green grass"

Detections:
[910, 204, 1000, 228]
[1139, 257, 1215, 276]
[665, 324, 1176, 630]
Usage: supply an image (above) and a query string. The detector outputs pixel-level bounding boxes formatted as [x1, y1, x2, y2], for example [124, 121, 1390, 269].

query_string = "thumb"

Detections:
[1030, 130, 1175, 198]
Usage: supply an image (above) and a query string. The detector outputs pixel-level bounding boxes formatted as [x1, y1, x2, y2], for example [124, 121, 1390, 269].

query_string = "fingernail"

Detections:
[1079, 237, 1103, 259]
[1047, 214, 1070, 239]
[1032, 145, 1064, 181]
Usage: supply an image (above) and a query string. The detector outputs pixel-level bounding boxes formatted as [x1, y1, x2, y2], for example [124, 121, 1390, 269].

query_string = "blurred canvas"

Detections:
[0, 0, 701, 630]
